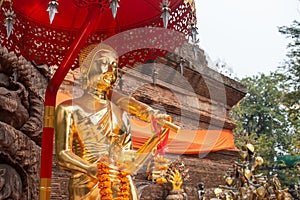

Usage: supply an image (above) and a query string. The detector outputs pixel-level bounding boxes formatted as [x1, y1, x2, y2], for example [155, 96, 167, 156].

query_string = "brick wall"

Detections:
[137, 150, 238, 200]
[51, 150, 238, 199]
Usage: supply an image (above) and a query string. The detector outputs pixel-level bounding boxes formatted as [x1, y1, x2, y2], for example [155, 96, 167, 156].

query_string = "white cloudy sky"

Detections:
[195, 0, 299, 78]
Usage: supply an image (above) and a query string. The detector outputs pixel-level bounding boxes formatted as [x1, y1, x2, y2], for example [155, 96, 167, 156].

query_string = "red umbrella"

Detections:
[0, 1, 196, 199]
[1, 0, 195, 67]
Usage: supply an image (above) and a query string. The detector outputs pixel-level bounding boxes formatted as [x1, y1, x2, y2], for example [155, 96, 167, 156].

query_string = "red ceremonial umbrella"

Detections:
[0, 1, 196, 199]
[1, 0, 195, 67]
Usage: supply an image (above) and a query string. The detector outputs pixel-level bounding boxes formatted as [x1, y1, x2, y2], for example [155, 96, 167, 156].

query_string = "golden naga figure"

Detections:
[55, 44, 178, 200]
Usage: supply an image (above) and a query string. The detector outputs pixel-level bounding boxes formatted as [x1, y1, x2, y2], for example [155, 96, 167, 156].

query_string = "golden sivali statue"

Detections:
[55, 44, 178, 200]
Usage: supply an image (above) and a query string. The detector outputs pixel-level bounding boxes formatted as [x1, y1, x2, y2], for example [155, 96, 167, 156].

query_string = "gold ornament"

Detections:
[214, 188, 223, 197]
[244, 168, 252, 180]
[255, 156, 264, 166]
[225, 176, 233, 186]
[169, 169, 183, 191]
[246, 143, 255, 153]
[184, 0, 196, 13]
[239, 150, 248, 160]
[256, 186, 266, 198]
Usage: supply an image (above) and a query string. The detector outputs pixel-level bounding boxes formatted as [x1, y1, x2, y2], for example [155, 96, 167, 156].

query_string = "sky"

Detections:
[195, 0, 299, 78]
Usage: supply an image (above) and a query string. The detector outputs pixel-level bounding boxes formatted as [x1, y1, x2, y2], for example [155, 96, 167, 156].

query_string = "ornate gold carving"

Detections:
[169, 169, 183, 191]
[79, 44, 97, 66]
[184, 0, 196, 13]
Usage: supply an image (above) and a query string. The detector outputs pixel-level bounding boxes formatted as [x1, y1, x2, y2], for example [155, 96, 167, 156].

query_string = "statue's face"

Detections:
[87, 48, 118, 91]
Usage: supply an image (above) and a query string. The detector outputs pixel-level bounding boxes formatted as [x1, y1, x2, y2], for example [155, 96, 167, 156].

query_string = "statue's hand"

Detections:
[153, 112, 181, 133]
[153, 112, 172, 122]
[87, 164, 98, 179]
[110, 149, 137, 175]
[108, 167, 122, 182]
[138, 107, 171, 122]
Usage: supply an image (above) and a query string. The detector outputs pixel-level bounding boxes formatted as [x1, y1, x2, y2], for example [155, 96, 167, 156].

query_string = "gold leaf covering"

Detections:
[184, 0, 196, 13]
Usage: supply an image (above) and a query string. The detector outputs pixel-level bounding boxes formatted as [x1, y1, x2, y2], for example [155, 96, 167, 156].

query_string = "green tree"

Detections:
[231, 73, 299, 185]
[279, 20, 300, 155]
[232, 73, 290, 156]
[231, 19, 300, 186]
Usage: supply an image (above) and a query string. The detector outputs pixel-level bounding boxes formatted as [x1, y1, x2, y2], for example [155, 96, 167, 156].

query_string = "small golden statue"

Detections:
[213, 142, 293, 200]
[55, 44, 178, 200]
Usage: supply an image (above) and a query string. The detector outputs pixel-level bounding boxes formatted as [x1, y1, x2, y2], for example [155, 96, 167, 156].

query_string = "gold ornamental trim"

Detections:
[44, 106, 55, 128]
[79, 44, 97, 66]
[40, 178, 51, 200]
[184, 0, 196, 13]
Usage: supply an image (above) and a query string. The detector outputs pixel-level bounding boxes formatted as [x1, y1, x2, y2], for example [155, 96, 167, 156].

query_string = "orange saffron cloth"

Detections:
[57, 92, 236, 155]
[130, 119, 236, 155]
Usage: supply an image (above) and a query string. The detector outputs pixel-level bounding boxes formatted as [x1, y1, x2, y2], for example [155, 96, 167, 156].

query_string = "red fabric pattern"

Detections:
[0, 1, 194, 68]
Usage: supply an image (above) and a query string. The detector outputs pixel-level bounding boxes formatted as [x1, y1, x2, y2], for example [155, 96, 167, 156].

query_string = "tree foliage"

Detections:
[231, 20, 300, 186]
[231, 73, 299, 186]
[279, 20, 300, 155]
[232, 73, 290, 156]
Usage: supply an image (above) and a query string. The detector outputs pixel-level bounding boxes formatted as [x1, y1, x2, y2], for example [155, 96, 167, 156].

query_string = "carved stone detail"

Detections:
[0, 122, 41, 200]
[0, 164, 22, 200]
[0, 45, 48, 200]
[0, 45, 49, 145]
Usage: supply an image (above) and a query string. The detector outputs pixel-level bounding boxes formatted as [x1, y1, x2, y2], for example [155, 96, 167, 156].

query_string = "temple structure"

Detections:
[0, 1, 246, 199]
[52, 43, 246, 199]
[0, 43, 246, 200]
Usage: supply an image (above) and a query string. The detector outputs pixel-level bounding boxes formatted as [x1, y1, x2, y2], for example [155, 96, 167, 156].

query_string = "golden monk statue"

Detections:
[55, 44, 177, 200]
